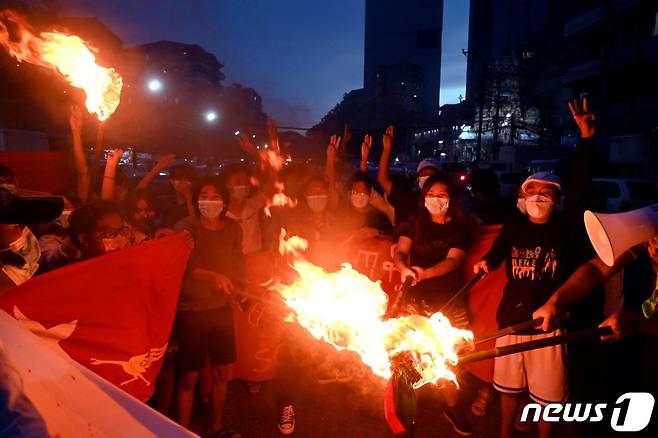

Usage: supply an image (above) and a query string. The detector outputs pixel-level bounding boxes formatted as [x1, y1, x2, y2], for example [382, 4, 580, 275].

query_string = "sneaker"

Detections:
[278, 405, 295, 435]
[443, 406, 472, 436]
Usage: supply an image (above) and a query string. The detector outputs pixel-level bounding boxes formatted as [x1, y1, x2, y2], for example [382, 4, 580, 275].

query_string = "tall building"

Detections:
[364, 0, 443, 118]
[561, 0, 658, 177]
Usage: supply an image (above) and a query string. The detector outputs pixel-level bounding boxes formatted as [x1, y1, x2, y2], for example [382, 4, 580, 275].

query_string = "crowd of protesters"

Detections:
[1, 96, 657, 438]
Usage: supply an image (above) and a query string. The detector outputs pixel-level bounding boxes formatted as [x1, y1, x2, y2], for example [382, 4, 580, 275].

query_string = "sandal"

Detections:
[471, 386, 494, 417]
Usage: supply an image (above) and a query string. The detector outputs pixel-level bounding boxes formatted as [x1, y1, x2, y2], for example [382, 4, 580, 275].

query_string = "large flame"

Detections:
[272, 231, 473, 388]
[0, 10, 123, 121]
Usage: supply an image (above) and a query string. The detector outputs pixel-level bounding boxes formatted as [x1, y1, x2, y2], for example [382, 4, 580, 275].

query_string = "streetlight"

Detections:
[147, 78, 163, 93]
[205, 111, 218, 122]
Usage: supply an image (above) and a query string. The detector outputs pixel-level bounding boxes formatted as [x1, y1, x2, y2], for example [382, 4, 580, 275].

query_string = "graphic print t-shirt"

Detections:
[483, 213, 576, 328]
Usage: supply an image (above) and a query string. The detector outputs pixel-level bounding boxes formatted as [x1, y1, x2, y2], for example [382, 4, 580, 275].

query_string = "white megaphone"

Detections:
[584, 203, 658, 267]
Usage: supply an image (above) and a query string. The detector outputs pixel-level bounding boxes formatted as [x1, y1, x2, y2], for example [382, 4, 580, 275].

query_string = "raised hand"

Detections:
[154, 153, 175, 173]
[106, 148, 124, 167]
[342, 124, 352, 147]
[568, 97, 595, 139]
[238, 133, 258, 158]
[327, 134, 341, 162]
[69, 104, 83, 134]
[361, 134, 373, 161]
[382, 125, 394, 150]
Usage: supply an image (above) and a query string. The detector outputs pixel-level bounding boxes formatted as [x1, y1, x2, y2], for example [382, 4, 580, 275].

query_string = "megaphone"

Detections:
[584, 203, 658, 267]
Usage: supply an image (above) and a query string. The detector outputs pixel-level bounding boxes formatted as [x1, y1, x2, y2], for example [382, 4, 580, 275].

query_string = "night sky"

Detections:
[58, 0, 469, 128]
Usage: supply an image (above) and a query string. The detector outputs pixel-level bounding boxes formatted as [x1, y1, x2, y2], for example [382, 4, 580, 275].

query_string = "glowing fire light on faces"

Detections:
[0, 10, 123, 121]
[272, 231, 473, 388]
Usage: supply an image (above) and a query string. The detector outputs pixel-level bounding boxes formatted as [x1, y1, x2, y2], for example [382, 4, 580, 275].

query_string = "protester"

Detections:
[0, 186, 63, 293]
[337, 172, 393, 238]
[467, 169, 511, 226]
[174, 176, 244, 438]
[126, 188, 171, 239]
[67, 201, 145, 262]
[377, 126, 431, 224]
[393, 173, 473, 435]
[158, 163, 199, 228]
[221, 164, 267, 255]
[473, 98, 596, 438]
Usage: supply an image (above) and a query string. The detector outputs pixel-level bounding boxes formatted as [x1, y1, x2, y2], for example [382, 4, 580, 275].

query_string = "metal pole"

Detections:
[459, 326, 614, 365]
[440, 270, 486, 313]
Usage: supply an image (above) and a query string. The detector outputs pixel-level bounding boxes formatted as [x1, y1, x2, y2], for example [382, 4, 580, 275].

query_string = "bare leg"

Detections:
[199, 359, 213, 401]
[500, 393, 520, 438]
[210, 364, 231, 433]
[177, 371, 199, 427]
[154, 360, 174, 416]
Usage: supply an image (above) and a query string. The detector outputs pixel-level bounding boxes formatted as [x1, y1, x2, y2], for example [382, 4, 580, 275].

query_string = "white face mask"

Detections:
[525, 194, 554, 219]
[230, 185, 250, 202]
[425, 196, 450, 216]
[418, 176, 430, 190]
[101, 234, 130, 253]
[306, 195, 328, 213]
[516, 197, 526, 214]
[350, 192, 370, 209]
[1, 227, 40, 286]
[56, 209, 73, 229]
[198, 200, 224, 219]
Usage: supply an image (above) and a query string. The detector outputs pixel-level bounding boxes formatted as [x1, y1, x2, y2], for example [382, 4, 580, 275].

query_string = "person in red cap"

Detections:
[472, 98, 596, 438]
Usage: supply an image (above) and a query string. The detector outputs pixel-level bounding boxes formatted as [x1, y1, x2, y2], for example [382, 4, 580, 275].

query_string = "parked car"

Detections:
[591, 178, 658, 212]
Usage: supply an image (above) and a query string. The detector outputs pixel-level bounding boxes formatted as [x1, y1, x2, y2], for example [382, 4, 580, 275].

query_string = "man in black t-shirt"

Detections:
[473, 98, 596, 438]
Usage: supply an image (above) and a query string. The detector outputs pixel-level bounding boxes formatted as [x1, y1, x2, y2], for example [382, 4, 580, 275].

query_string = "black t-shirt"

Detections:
[397, 215, 471, 269]
[397, 215, 472, 308]
[484, 213, 589, 328]
[175, 216, 246, 312]
[388, 179, 418, 225]
[335, 204, 393, 236]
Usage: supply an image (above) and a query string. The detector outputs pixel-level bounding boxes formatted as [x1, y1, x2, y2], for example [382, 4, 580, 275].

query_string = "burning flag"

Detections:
[272, 231, 473, 388]
[0, 10, 123, 121]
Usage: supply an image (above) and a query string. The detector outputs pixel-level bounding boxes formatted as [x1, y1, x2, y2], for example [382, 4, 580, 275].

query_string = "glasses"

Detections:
[96, 223, 130, 240]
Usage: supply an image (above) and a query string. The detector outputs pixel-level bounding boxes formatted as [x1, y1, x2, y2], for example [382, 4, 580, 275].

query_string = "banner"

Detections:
[0, 310, 197, 437]
[0, 233, 193, 401]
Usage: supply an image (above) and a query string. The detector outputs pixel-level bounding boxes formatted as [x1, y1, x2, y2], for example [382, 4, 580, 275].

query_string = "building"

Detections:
[364, 0, 443, 119]
[561, 0, 658, 177]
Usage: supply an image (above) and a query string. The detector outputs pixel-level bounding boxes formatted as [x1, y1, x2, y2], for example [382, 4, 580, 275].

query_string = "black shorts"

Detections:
[174, 306, 237, 372]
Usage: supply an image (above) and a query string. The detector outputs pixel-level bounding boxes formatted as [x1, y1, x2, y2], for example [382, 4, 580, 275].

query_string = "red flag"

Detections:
[463, 224, 506, 383]
[0, 232, 193, 402]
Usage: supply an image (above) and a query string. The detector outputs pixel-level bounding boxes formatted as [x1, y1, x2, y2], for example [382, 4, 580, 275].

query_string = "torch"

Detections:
[0, 10, 123, 190]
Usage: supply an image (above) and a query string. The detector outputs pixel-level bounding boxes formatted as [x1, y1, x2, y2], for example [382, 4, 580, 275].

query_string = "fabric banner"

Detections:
[0, 310, 197, 437]
[462, 224, 506, 383]
[0, 151, 71, 193]
[0, 233, 193, 402]
[229, 250, 286, 381]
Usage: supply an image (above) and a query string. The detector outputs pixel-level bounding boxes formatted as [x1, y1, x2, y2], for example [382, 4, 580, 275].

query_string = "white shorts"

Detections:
[493, 330, 568, 405]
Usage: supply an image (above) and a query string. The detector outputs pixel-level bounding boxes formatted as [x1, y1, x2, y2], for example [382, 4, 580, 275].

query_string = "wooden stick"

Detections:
[90, 121, 105, 197]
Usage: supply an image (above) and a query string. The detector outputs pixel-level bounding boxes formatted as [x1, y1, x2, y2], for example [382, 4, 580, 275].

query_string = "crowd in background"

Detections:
[1, 97, 657, 438]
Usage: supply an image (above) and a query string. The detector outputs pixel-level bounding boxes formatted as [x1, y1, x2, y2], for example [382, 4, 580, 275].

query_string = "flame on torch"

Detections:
[0, 10, 123, 121]
[272, 230, 473, 388]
